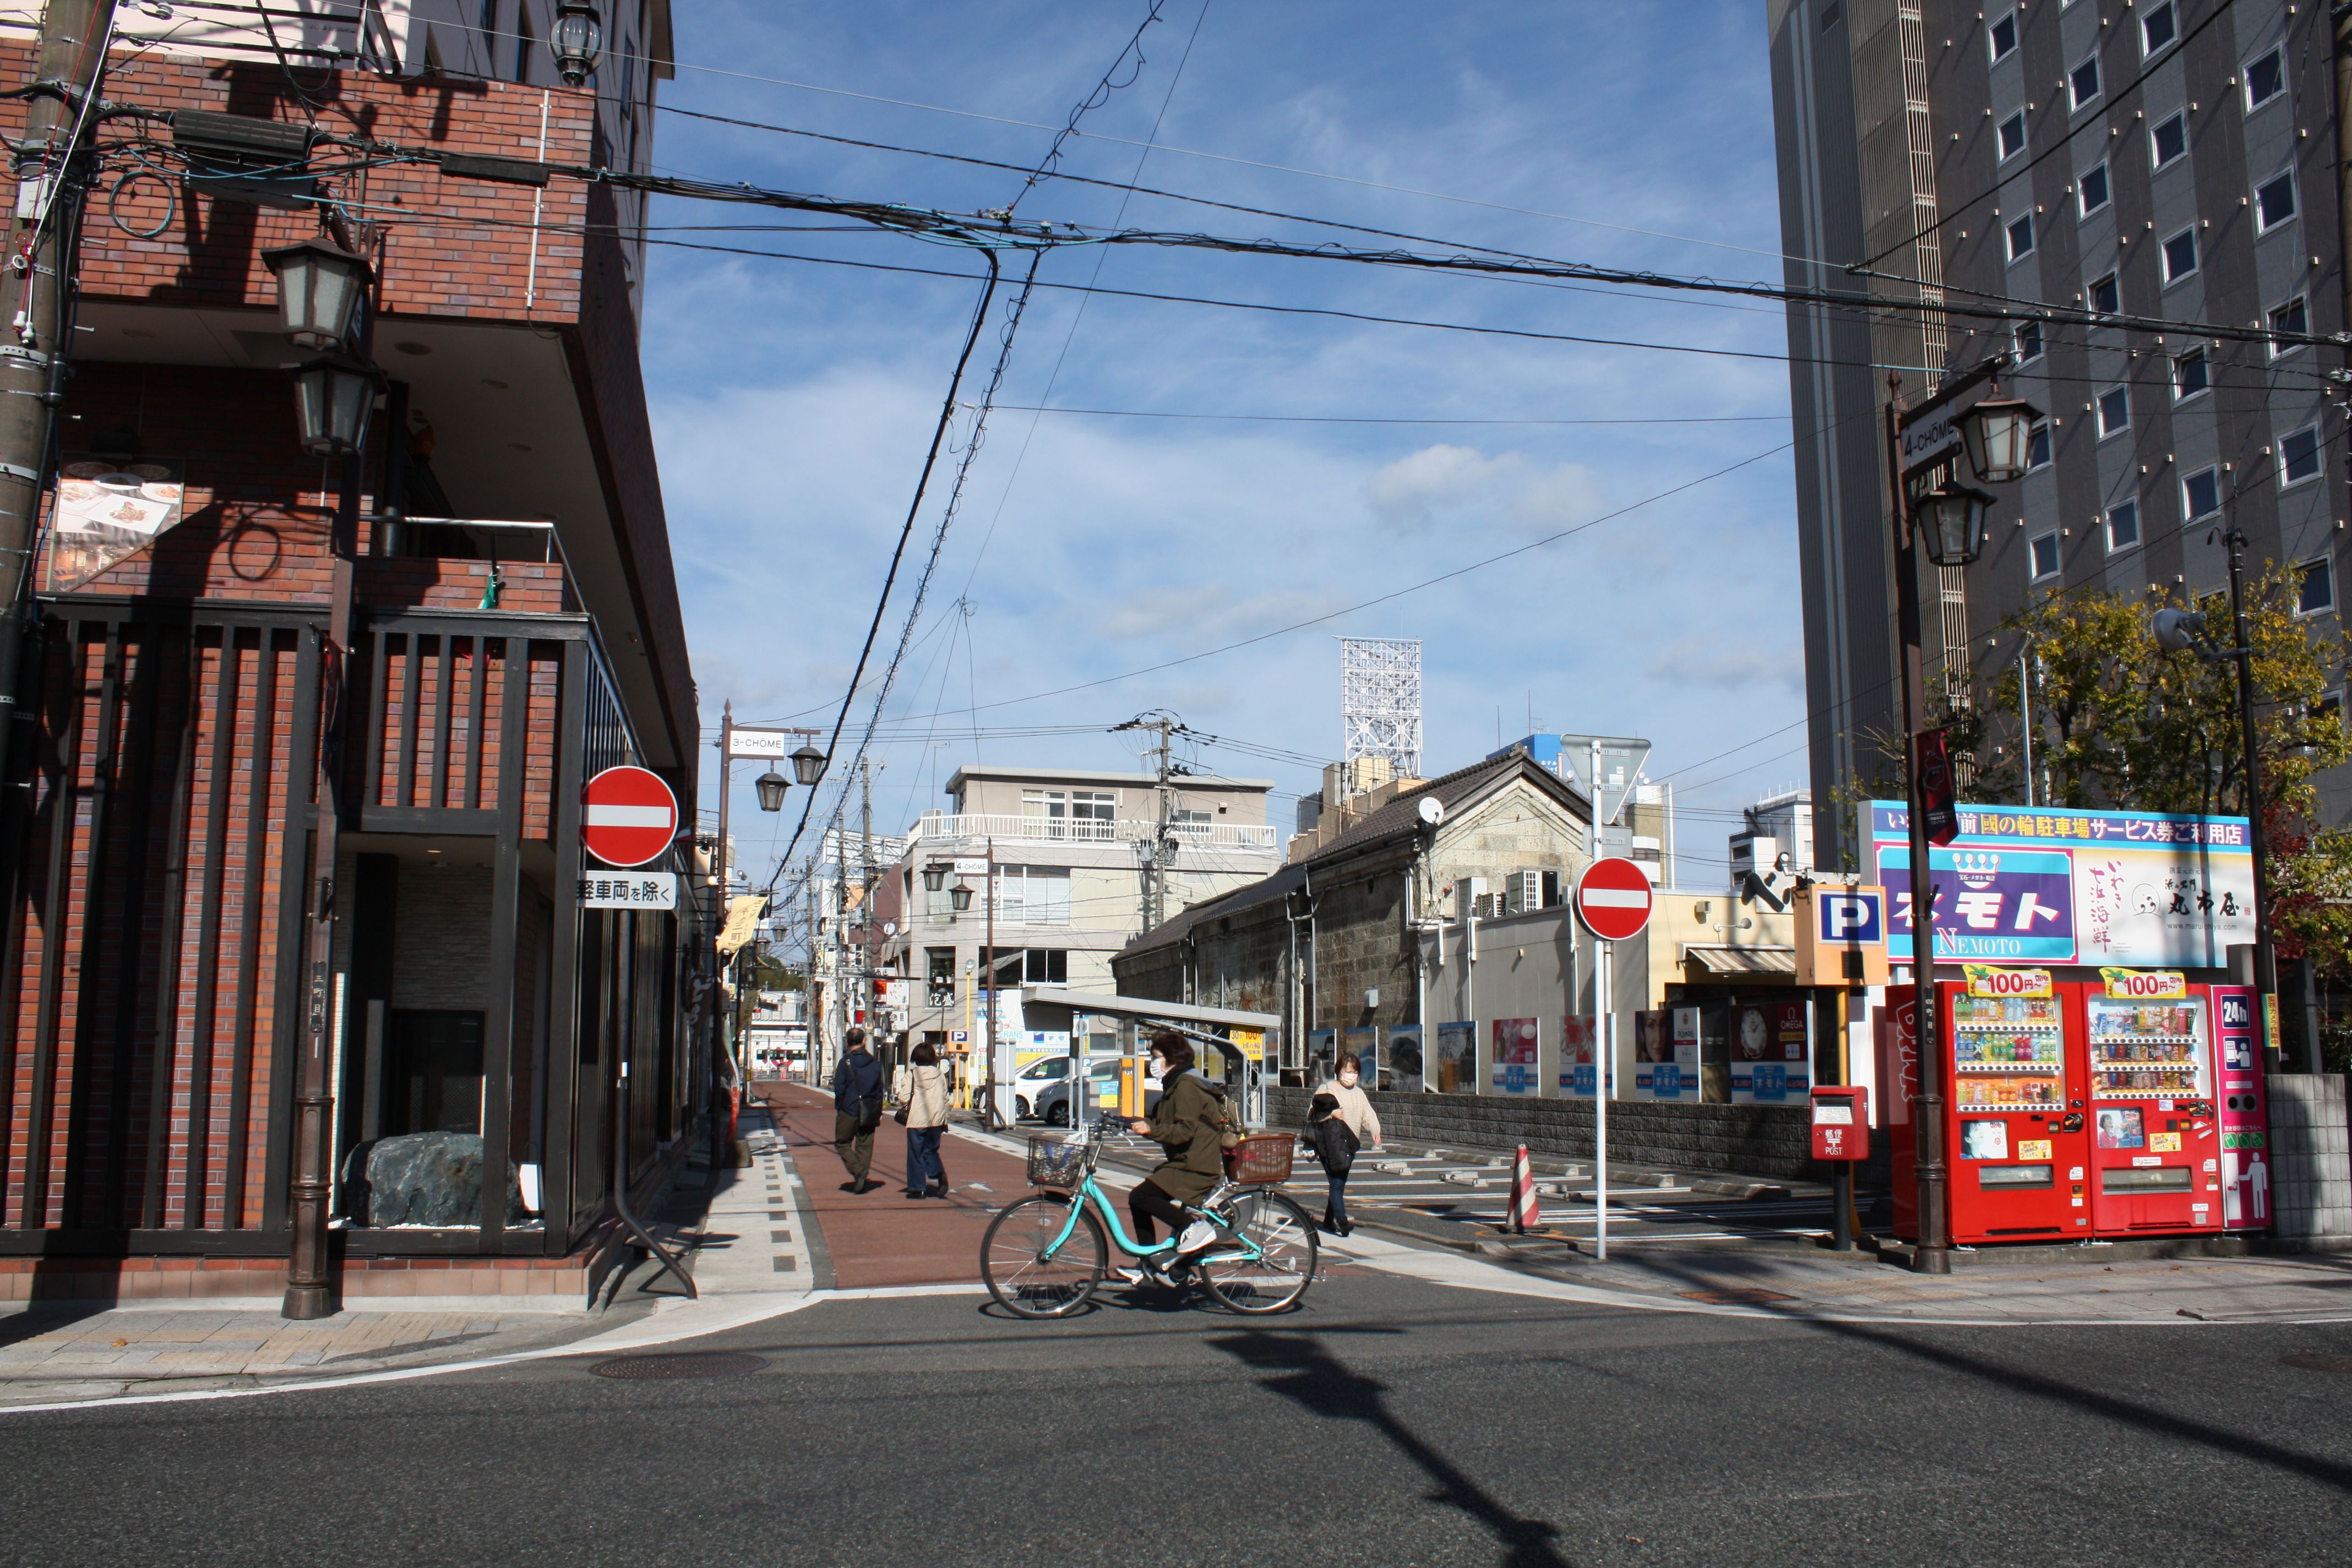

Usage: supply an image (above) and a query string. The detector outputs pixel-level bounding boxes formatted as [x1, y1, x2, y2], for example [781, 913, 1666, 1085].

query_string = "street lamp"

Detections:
[923, 865, 947, 893]
[791, 743, 827, 787]
[950, 881, 973, 913]
[1958, 395, 2038, 484]
[551, 2, 603, 86]
[291, 355, 382, 457]
[1912, 480, 1993, 569]
[754, 770, 788, 812]
[262, 236, 372, 351]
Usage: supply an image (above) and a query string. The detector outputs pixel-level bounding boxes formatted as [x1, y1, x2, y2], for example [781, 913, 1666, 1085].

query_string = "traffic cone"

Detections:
[1510, 1144, 1539, 1233]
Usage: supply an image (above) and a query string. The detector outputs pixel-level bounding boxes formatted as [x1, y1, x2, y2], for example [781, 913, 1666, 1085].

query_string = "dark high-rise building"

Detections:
[1768, 0, 2346, 864]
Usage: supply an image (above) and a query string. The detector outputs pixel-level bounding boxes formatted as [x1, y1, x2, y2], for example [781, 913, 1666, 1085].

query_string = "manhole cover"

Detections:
[1680, 1288, 1795, 1305]
[2279, 1353, 2352, 1374]
[590, 1351, 769, 1380]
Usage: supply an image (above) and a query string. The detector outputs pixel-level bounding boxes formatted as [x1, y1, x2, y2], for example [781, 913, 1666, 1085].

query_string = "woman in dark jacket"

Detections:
[1119, 1031, 1229, 1283]
[1302, 1091, 1359, 1236]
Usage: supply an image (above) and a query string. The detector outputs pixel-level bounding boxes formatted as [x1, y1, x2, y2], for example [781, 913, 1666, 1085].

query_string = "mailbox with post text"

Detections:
[1810, 1085, 1870, 1162]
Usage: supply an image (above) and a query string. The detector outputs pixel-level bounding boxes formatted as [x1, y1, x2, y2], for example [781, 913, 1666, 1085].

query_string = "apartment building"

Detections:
[881, 765, 1281, 1047]
[1768, 0, 2349, 861]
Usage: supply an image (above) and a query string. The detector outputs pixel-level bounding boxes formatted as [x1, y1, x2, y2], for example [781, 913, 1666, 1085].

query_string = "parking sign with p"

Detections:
[1793, 884, 1890, 987]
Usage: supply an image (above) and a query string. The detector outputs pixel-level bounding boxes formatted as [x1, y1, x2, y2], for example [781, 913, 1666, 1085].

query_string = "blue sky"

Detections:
[641, 1, 1807, 886]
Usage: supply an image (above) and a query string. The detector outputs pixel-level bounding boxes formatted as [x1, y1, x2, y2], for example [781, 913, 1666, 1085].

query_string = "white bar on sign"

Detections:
[727, 729, 797, 758]
[1581, 888, 1650, 908]
[585, 804, 673, 827]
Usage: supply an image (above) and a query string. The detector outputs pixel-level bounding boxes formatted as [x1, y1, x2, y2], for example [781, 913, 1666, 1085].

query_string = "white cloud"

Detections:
[1361, 443, 1512, 530]
[1647, 635, 1805, 695]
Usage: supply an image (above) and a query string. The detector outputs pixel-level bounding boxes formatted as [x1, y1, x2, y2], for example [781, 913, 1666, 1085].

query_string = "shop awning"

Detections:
[1682, 945, 1799, 980]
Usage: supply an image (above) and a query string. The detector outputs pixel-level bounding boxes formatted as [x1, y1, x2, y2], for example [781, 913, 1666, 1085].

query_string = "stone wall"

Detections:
[1267, 1085, 1887, 1186]
[2266, 1075, 2352, 1250]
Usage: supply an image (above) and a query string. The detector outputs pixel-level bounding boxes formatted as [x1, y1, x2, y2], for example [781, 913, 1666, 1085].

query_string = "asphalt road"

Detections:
[4, 1267, 2349, 1567]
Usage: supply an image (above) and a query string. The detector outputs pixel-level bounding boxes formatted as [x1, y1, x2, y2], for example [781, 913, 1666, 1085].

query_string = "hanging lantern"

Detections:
[291, 355, 383, 456]
[1959, 394, 2040, 484]
[262, 236, 372, 351]
[1913, 480, 1994, 568]
[923, 865, 947, 892]
[949, 882, 973, 913]
[551, 2, 603, 87]
[754, 770, 788, 812]
[791, 743, 826, 787]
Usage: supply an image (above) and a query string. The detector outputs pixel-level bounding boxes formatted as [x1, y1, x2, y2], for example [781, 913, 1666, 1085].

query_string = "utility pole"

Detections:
[0, 0, 118, 765]
[859, 759, 876, 1043]
[1118, 712, 1181, 933]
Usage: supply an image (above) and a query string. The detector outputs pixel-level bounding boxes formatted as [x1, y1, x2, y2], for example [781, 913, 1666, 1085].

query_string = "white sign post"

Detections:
[1575, 850, 1656, 1263]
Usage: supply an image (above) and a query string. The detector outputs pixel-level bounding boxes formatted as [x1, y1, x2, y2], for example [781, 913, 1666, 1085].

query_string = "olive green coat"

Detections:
[1143, 1071, 1229, 1204]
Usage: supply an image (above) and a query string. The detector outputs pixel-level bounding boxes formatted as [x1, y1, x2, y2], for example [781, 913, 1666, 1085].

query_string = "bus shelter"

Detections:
[1012, 990, 1280, 1128]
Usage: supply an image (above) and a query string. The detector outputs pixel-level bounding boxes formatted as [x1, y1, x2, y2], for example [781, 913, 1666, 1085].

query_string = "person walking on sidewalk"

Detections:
[1316, 1052, 1383, 1151]
[1117, 1032, 1232, 1286]
[1300, 1091, 1359, 1237]
[832, 1028, 885, 1193]
[894, 1041, 952, 1199]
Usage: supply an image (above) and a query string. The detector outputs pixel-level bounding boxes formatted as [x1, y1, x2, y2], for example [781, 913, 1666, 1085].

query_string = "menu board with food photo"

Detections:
[47, 459, 189, 592]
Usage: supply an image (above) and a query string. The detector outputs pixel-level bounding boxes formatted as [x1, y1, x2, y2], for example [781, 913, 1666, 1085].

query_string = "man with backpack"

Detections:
[831, 1027, 885, 1193]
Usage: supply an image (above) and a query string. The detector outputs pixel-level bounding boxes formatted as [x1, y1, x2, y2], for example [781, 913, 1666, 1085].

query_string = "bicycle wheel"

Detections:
[1197, 1189, 1318, 1314]
[982, 1194, 1104, 1319]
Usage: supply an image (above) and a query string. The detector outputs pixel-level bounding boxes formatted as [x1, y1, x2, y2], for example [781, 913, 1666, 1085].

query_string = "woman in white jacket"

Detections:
[892, 1041, 952, 1199]
[1315, 1052, 1382, 1150]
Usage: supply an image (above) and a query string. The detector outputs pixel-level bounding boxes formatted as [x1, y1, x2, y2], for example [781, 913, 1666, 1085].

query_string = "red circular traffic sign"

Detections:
[1575, 856, 1654, 941]
[582, 765, 678, 868]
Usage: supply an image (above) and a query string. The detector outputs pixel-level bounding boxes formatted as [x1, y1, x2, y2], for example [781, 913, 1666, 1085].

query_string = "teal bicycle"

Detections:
[981, 1119, 1319, 1317]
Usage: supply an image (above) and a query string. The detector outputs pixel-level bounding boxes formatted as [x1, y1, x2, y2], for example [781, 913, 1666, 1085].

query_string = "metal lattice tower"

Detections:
[1338, 637, 1423, 778]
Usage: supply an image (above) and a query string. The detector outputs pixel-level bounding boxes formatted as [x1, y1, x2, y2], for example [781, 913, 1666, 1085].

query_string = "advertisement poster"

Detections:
[1386, 1024, 1425, 1092]
[1344, 1026, 1379, 1085]
[1306, 1029, 1338, 1081]
[46, 458, 190, 593]
[1491, 1017, 1539, 1096]
[1434, 1022, 1477, 1093]
[1635, 1007, 1700, 1101]
[1869, 801, 2253, 967]
[1729, 998, 1811, 1104]
[1558, 1015, 1598, 1098]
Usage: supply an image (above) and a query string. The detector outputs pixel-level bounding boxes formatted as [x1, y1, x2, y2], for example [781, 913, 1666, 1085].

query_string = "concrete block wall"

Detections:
[1266, 1085, 1883, 1185]
[2265, 1074, 2352, 1250]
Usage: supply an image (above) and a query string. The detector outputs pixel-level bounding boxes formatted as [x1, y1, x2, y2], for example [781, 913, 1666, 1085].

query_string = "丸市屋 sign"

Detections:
[1869, 802, 2252, 966]
[579, 872, 677, 909]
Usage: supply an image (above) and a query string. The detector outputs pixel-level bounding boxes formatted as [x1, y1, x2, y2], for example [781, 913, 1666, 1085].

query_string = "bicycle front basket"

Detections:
[1026, 1135, 1087, 1189]
[1223, 1133, 1294, 1186]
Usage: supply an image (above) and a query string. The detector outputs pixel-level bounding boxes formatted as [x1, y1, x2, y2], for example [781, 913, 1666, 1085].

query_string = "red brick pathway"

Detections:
[759, 1083, 1034, 1288]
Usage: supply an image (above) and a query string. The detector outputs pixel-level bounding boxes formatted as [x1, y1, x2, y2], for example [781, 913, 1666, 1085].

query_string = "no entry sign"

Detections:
[1575, 856, 1654, 941]
[582, 765, 678, 868]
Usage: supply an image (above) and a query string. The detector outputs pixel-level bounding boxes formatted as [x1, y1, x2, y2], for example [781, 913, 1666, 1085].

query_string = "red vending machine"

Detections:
[1888, 973, 2092, 1243]
[2211, 985, 2273, 1232]
[2077, 973, 2222, 1237]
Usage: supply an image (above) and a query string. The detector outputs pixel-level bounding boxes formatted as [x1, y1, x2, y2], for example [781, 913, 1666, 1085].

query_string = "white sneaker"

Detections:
[1176, 1219, 1218, 1254]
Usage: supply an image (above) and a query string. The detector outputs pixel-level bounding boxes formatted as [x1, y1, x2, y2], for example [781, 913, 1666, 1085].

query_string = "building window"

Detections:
[2257, 170, 2298, 233]
[1173, 807, 1213, 841]
[2070, 53, 2101, 112]
[1020, 790, 1068, 839]
[1071, 790, 1115, 840]
[2160, 227, 2198, 284]
[1997, 111, 2028, 162]
[925, 947, 956, 1004]
[1989, 9, 2018, 62]
[2097, 386, 2130, 439]
[2089, 271, 2120, 319]
[2027, 420, 2052, 470]
[2007, 213, 2035, 262]
[992, 949, 1069, 986]
[2183, 466, 2222, 520]
[2315, 689, 2346, 742]
[2030, 531, 2062, 581]
[2280, 424, 2323, 488]
[994, 865, 1071, 926]
[2015, 319, 2044, 362]
[478, 0, 498, 35]
[2140, 0, 2176, 56]
[2245, 47, 2285, 112]
[2151, 110, 2188, 168]
[2173, 347, 2208, 402]
[2106, 499, 2141, 552]
[512, 4, 532, 79]
[2078, 161, 2110, 217]
[2270, 295, 2309, 358]
[2299, 557, 2336, 616]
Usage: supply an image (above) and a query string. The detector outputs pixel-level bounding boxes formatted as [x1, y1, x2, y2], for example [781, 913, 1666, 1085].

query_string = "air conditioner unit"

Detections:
[1507, 869, 1544, 915]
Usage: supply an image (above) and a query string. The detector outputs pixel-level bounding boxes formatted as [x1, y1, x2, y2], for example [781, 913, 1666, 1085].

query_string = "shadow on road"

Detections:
[1209, 1328, 1580, 1568]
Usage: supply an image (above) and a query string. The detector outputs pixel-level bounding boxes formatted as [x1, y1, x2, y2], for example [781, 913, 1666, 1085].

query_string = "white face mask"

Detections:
[1150, 1058, 1169, 1078]
[1339, 1070, 1359, 1087]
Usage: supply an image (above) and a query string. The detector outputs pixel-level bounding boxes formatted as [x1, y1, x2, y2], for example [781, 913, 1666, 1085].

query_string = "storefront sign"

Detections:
[1964, 965, 2053, 998]
[2101, 967, 2187, 999]
[1869, 802, 2252, 966]
[1729, 999, 1810, 1104]
[579, 872, 676, 909]
[1558, 1016, 1601, 1098]
[1793, 885, 1889, 987]
[1492, 1018, 1539, 1096]
[1631, 1008, 1695, 1101]
[1230, 1027, 1266, 1065]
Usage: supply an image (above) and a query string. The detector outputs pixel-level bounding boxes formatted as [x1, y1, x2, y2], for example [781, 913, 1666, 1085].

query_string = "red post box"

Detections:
[1810, 1085, 1870, 1161]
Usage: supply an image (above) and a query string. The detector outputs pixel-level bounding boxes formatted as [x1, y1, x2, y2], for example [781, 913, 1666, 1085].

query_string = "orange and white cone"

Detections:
[1510, 1144, 1540, 1233]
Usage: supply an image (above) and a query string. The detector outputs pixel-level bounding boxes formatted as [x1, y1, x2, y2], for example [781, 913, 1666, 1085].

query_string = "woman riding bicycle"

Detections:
[1120, 1031, 1229, 1284]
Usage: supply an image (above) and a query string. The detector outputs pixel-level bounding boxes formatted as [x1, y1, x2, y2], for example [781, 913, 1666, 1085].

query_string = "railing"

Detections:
[374, 518, 565, 566]
[907, 812, 1278, 852]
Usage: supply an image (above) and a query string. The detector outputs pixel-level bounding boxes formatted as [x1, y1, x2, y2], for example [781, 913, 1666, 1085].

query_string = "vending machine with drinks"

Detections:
[1888, 970, 2092, 1243]
[2079, 972, 2221, 1237]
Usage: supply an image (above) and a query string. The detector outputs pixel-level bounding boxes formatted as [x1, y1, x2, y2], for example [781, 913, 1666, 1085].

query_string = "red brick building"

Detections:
[0, 2, 709, 1304]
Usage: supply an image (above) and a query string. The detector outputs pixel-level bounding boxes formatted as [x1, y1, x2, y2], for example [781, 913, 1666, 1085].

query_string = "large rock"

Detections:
[347, 1132, 524, 1227]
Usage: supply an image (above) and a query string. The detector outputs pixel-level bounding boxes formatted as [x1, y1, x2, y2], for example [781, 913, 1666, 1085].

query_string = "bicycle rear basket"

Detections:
[1026, 1135, 1087, 1189]
[1223, 1133, 1294, 1186]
